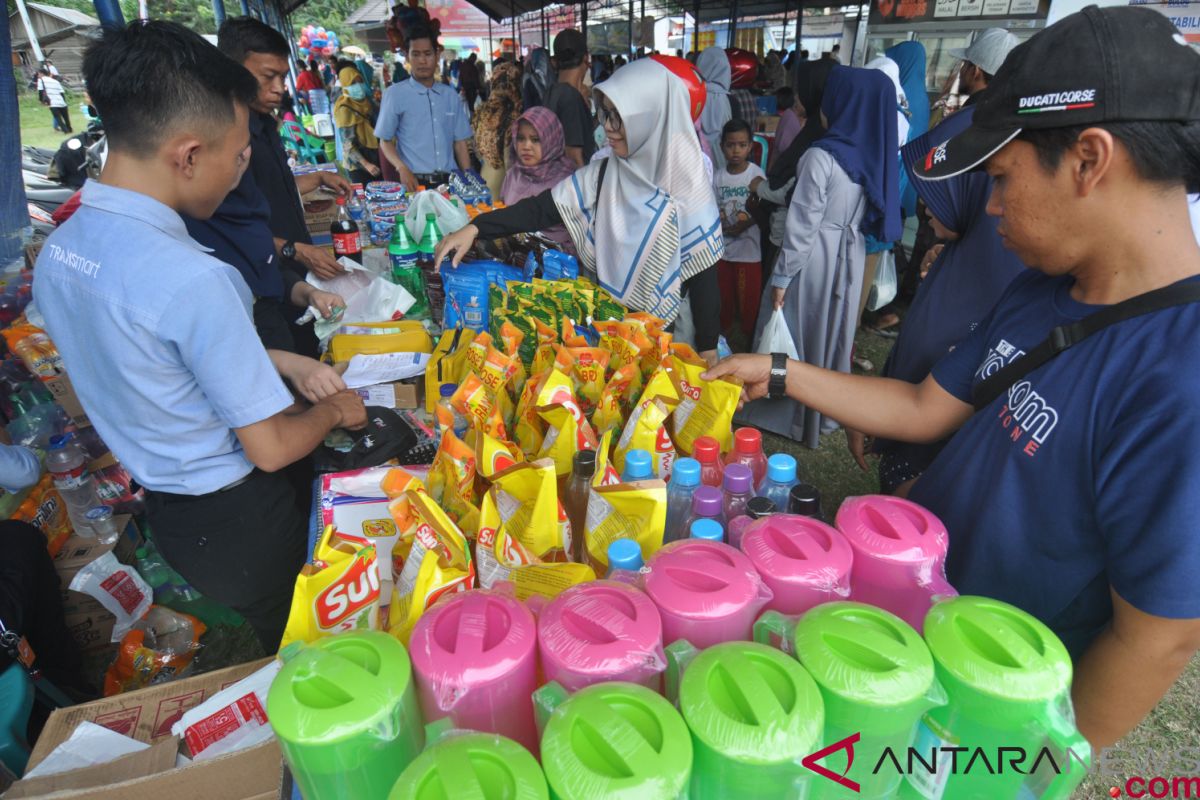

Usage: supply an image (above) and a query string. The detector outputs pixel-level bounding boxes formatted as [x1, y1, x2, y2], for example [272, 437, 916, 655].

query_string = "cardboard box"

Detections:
[353, 379, 421, 410]
[61, 604, 117, 654]
[53, 515, 141, 654]
[12, 659, 284, 800]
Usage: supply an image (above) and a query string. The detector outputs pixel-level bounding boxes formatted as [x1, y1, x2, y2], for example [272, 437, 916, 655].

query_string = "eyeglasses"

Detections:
[597, 102, 623, 131]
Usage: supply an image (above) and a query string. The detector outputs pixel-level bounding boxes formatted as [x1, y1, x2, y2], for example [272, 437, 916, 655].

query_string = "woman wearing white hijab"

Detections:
[695, 47, 732, 171]
[865, 56, 910, 145]
[435, 57, 726, 358]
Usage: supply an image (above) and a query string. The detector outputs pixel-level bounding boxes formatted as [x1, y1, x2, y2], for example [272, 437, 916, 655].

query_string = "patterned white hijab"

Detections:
[551, 58, 723, 323]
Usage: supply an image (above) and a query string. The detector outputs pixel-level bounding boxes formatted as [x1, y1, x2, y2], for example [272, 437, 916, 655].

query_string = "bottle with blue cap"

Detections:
[690, 518, 725, 542]
[621, 449, 654, 482]
[664, 457, 702, 544]
[606, 538, 645, 577]
[757, 453, 800, 511]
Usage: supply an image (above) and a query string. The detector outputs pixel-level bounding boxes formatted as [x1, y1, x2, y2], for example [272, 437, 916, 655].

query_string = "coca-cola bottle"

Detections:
[331, 196, 363, 264]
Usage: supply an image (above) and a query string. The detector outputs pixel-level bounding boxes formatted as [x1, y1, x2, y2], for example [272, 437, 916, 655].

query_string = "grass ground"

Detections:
[22, 92, 1195, 792]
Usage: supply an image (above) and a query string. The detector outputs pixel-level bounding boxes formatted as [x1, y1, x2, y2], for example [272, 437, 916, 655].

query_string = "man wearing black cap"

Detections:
[545, 29, 595, 167]
[705, 5, 1200, 748]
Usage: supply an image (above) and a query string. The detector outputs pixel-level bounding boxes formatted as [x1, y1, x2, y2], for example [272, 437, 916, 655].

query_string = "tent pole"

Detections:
[692, 0, 700, 51]
[627, 0, 633, 57]
[729, 0, 739, 47]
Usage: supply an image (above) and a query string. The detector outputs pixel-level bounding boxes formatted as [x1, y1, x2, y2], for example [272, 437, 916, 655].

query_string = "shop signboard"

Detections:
[871, 0, 1050, 23]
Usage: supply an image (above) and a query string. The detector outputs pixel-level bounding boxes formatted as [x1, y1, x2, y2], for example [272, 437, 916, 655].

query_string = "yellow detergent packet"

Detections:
[669, 345, 742, 455]
[614, 397, 676, 479]
[451, 373, 494, 433]
[636, 365, 682, 413]
[510, 563, 596, 602]
[388, 490, 475, 643]
[591, 362, 639, 436]
[282, 541, 381, 649]
[473, 429, 525, 480]
[536, 370, 598, 476]
[584, 479, 667, 574]
[592, 428, 622, 487]
[427, 430, 481, 537]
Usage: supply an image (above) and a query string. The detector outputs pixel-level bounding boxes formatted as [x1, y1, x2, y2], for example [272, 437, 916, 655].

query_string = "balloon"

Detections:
[312, 37, 327, 49]
[298, 47, 309, 58]
[299, 34, 310, 46]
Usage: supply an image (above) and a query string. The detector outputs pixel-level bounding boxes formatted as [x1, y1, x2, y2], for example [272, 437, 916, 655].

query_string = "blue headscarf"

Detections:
[814, 66, 902, 243]
[886, 42, 930, 217]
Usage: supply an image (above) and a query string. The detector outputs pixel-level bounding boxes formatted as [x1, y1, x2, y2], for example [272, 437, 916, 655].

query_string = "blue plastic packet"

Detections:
[542, 249, 580, 281]
[441, 265, 490, 331]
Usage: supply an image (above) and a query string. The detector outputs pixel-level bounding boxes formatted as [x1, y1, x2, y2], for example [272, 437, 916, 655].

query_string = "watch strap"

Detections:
[769, 353, 788, 400]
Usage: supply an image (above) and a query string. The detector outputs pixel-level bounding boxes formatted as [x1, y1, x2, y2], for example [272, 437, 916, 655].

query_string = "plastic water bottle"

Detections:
[692, 436, 725, 488]
[606, 538, 644, 577]
[725, 428, 768, 486]
[664, 457, 701, 544]
[690, 518, 724, 542]
[622, 449, 653, 482]
[758, 453, 800, 511]
[85, 506, 119, 546]
[788, 482, 825, 521]
[686, 485, 726, 533]
[722, 464, 754, 527]
[436, 383, 467, 438]
[46, 434, 100, 537]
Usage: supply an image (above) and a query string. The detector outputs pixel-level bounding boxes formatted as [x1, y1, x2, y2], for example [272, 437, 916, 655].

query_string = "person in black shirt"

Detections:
[545, 29, 595, 167]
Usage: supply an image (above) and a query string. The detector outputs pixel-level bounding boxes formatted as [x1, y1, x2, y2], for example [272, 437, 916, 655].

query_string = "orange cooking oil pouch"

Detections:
[387, 489, 475, 643]
[614, 397, 676, 480]
[465, 331, 519, 399]
[536, 370, 598, 476]
[561, 346, 610, 417]
[451, 373, 494, 433]
[513, 370, 548, 457]
[669, 346, 742, 456]
[497, 320, 528, 390]
[427, 429, 480, 537]
[591, 362, 640, 436]
[531, 319, 560, 377]
[473, 429, 524, 481]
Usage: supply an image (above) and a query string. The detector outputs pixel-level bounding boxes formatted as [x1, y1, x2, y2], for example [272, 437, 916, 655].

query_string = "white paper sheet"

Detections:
[23, 722, 149, 778]
[341, 352, 430, 389]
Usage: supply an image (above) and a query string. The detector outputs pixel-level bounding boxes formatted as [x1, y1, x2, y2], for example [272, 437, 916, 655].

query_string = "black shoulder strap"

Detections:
[595, 157, 609, 209]
[971, 280, 1200, 411]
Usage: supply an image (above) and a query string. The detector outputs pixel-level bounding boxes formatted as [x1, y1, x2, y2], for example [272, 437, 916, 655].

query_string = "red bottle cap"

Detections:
[336, 195, 346, 205]
[693, 436, 721, 464]
[733, 427, 762, 455]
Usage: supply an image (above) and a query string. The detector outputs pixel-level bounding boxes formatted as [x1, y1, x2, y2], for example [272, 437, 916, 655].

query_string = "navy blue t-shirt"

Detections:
[910, 270, 1200, 659]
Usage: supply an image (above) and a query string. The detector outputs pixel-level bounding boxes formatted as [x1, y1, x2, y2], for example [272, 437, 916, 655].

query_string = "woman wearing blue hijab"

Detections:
[885, 41, 931, 217]
[740, 66, 900, 448]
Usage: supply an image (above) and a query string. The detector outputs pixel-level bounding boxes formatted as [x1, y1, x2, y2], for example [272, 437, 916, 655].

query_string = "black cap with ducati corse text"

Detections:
[914, 5, 1200, 181]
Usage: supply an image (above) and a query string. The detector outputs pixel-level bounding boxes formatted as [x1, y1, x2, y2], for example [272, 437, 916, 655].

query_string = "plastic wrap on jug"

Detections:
[739, 514, 854, 615]
[407, 589, 540, 755]
[643, 539, 773, 649]
[534, 681, 693, 800]
[267, 631, 425, 800]
[665, 640, 820, 800]
[835, 495, 958, 632]
[537, 580, 667, 693]
[388, 730, 548, 799]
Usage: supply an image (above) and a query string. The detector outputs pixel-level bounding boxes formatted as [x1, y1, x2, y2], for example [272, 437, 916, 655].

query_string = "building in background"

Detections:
[8, 2, 100, 85]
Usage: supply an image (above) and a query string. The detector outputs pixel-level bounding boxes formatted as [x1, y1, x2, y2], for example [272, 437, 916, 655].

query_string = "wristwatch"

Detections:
[281, 240, 297, 260]
[768, 353, 789, 400]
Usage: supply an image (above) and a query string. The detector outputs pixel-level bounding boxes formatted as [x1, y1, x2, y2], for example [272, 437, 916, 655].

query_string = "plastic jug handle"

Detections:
[533, 681, 569, 737]
[1036, 708, 1093, 800]
[753, 611, 799, 656]
[663, 639, 699, 705]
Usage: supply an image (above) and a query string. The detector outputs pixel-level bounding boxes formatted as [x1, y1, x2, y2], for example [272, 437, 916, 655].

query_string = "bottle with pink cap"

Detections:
[724, 428, 768, 486]
[692, 436, 725, 488]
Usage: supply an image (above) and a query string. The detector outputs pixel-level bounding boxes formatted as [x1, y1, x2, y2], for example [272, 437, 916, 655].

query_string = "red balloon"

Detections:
[299, 34, 310, 47]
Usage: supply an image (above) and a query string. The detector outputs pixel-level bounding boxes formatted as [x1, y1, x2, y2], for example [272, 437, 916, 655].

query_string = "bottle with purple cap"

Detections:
[685, 485, 726, 535]
[722, 464, 754, 528]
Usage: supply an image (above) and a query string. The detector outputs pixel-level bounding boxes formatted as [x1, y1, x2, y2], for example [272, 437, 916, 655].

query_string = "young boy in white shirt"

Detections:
[714, 119, 765, 337]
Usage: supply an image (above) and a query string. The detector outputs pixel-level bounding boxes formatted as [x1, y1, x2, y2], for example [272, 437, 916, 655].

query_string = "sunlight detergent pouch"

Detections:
[614, 397, 677, 480]
[282, 541, 382, 649]
[585, 477, 667, 574]
[425, 327, 476, 413]
[426, 429, 480, 538]
[670, 345, 742, 455]
[388, 489, 475, 643]
[536, 370, 598, 477]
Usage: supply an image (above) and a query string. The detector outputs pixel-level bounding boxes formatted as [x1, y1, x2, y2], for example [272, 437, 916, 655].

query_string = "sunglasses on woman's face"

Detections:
[597, 101, 623, 131]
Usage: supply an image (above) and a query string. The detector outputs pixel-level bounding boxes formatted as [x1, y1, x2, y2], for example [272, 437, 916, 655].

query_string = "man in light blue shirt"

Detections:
[375, 24, 473, 190]
[33, 21, 366, 650]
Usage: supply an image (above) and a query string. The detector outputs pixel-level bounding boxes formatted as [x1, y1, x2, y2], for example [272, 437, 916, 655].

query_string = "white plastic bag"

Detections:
[172, 660, 281, 761]
[868, 250, 898, 312]
[68, 551, 152, 642]
[756, 308, 800, 359]
[305, 260, 416, 344]
[405, 190, 469, 240]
